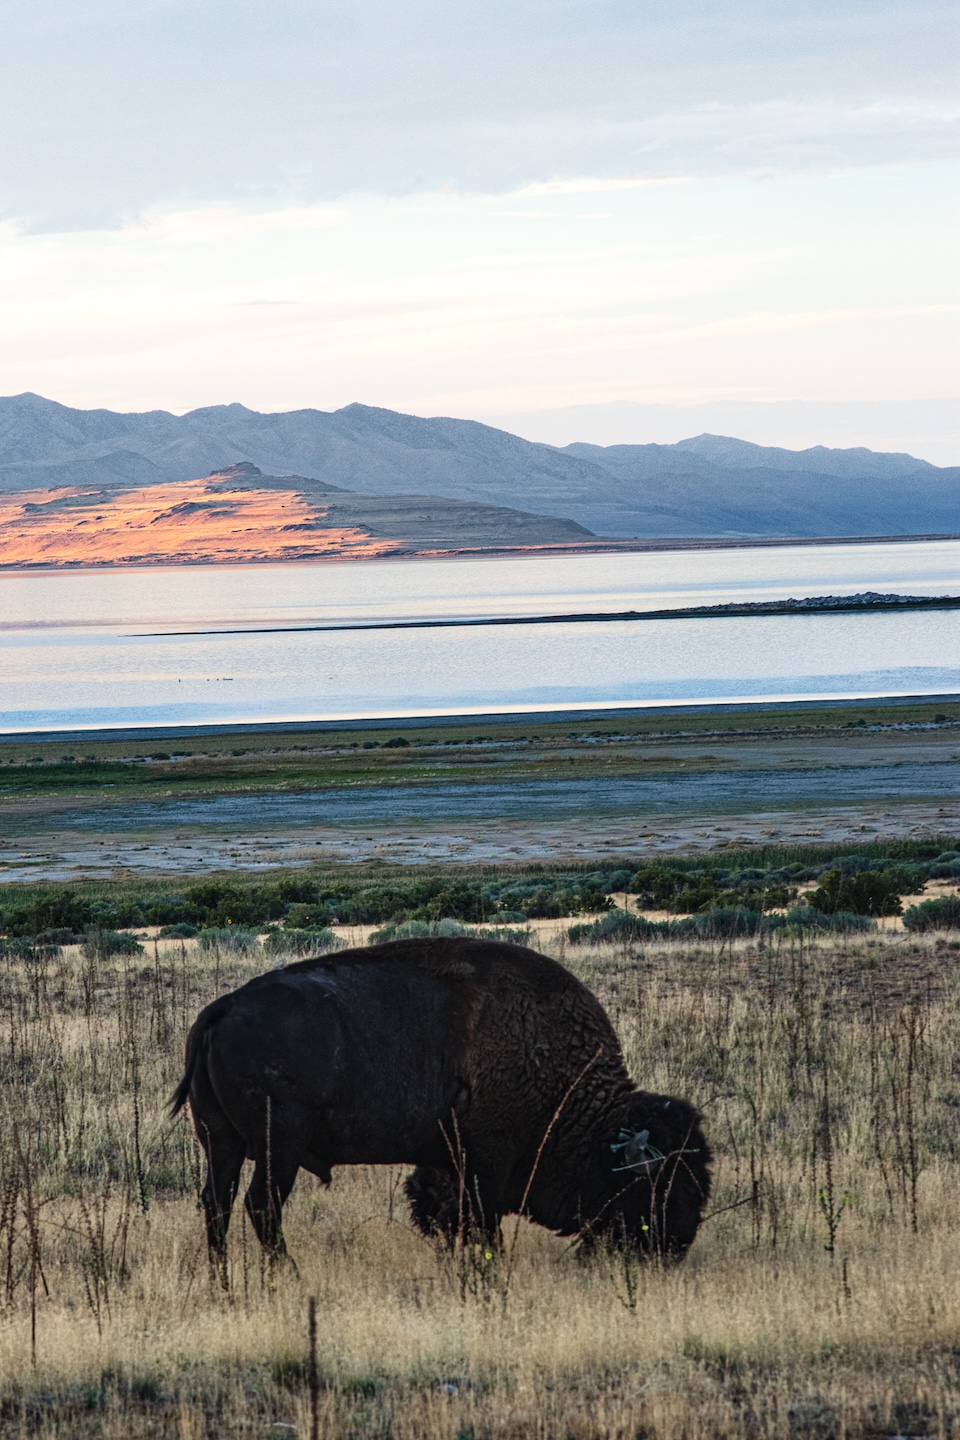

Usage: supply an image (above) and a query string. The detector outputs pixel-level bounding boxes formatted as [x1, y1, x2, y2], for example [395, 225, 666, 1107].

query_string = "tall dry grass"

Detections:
[0, 928, 958, 1436]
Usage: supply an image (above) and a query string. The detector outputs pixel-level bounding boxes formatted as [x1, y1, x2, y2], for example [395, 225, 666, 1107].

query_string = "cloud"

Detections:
[130, 203, 349, 244]
[0, 162, 955, 424]
[2, 1, 958, 229]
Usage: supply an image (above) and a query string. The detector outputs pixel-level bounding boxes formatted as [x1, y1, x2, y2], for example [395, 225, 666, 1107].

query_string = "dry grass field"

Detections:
[1, 925, 960, 1437]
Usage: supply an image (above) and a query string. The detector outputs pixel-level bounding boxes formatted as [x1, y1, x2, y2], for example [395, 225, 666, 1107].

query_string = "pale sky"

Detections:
[2, 0, 958, 457]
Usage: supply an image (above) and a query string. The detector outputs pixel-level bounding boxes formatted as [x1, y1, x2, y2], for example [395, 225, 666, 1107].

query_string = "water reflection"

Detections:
[2, 542, 960, 730]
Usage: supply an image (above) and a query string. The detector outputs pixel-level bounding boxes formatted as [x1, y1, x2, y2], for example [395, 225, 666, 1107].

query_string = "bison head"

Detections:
[583, 1090, 711, 1258]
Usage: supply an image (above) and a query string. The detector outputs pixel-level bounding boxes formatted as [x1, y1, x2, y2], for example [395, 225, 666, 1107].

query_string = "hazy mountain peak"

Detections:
[0, 393, 957, 541]
[208, 462, 263, 478]
[184, 402, 261, 421]
[674, 431, 934, 478]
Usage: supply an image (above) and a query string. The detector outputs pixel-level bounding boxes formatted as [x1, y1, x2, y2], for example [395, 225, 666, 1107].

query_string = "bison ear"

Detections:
[618, 1090, 707, 1166]
[610, 1125, 666, 1172]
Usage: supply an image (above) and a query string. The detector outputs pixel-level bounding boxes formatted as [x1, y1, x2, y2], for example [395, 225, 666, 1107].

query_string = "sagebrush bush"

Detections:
[2, 839, 952, 939]
[263, 927, 346, 958]
[569, 905, 875, 946]
[903, 894, 960, 930]
[368, 917, 467, 945]
[197, 925, 260, 953]
[80, 927, 144, 959]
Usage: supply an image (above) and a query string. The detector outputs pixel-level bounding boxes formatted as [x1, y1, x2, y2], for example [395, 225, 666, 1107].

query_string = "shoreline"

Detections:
[2, 529, 960, 577]
[2, 690, 960, 745]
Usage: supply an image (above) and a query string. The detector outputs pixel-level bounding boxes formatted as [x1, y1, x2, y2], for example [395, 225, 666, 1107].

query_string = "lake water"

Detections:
[3, 540, 960, 733]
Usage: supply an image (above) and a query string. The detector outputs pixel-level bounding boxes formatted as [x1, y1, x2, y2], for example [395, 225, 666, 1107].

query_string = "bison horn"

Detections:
[610, 1126, 667, 1172]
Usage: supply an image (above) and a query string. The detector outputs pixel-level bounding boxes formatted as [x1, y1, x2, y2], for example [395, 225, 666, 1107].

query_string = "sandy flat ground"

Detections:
[2, 721, 958, 882]
[2, 796, 959, 884]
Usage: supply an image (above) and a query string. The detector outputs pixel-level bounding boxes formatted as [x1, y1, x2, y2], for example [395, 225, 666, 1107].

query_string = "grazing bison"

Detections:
[172, 937, 710, 1267]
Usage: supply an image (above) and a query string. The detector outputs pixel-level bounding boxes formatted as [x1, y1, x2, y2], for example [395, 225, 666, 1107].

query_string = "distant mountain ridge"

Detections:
[1, 391, 957, 539]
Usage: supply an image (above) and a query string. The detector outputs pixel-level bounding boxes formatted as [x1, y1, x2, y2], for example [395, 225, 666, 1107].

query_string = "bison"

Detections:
[172, 937, 711, 1267]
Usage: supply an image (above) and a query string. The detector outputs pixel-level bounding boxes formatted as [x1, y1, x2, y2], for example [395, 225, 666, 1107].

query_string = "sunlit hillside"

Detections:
[0, 477, 393, 568]
[0, 463, 604, 569]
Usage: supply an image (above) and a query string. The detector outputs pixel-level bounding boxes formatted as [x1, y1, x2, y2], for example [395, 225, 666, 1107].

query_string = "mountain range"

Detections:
[1, 391, 958, 540]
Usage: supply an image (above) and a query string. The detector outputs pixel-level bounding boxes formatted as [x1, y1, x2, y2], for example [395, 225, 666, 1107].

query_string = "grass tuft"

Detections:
[0, 928, 958, 1433]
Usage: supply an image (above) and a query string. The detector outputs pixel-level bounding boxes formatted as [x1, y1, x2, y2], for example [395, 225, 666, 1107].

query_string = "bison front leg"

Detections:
[406, 1165, 460, 1242]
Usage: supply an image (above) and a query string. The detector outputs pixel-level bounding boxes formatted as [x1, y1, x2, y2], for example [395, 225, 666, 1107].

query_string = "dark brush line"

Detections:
[131, 594, 960, 639]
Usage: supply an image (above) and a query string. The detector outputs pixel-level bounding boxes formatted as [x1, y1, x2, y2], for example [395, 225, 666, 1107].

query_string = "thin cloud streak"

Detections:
[0, 163, 955, 430]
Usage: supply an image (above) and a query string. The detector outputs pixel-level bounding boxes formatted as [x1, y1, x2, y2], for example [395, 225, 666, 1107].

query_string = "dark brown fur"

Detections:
[172, 938, 711, 1267]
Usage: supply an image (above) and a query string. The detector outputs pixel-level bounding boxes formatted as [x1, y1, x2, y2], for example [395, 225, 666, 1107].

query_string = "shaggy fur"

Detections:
[172, 938, 711, 1266]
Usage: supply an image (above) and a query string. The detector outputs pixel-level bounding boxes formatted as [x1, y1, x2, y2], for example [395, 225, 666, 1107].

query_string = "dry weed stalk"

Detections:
[0, 928, 955, 1435]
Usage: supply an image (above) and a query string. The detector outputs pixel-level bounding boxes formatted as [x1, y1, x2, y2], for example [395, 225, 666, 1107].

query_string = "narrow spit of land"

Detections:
[136, 590, 960, 637]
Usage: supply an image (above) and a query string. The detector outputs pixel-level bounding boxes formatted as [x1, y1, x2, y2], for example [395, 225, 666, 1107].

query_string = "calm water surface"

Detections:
[3, 541, 960, 731]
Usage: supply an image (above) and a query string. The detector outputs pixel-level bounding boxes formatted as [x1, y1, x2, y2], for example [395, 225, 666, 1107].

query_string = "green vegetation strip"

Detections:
[1, 698, 959, 800]
[3, 836, 959, 947]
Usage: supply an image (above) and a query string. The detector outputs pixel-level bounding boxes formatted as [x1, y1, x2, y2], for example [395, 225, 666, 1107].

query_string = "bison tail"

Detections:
[169, 1069, 194, 1119]
[169, 993, 234, 1118]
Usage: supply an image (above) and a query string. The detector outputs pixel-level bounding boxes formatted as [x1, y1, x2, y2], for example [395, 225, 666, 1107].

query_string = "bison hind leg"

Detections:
[245, 1143, 300, 1264]
[188, 1064, 245, 1283]
[199, 1124, 246, 1282]
[405, 1165, 501, 1249]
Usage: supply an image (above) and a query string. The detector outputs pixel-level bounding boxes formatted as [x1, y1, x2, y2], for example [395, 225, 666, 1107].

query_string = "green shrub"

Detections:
[262, 928, 346, 958]
[183, 882, 281, 928]
[81, 928, 144, 960]
[0, 937, 61, 961]
[927, 853, 960, 879]
[567, 903, 875, 946]
[805, 869, 904, 917]
[684, 907, 765, 938]
[903, 896, 960, 931]
[568, 909, 657, 946]
[284, 903, 336, 930]
[369, 918, 467, 946]
[470, 926, 535, 946]
[782, 907, 875, 933]
[0, 887, 96, 939]
[631, 862, 685, 908]
[157, 923, 198, 939]
[630, 862, 796, 914]
[482, 882, 610, 919]
[197, 926, 260, 954]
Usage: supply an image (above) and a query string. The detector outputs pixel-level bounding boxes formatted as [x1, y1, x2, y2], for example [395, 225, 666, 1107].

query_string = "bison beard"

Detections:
[172, 937, 710, 1270]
